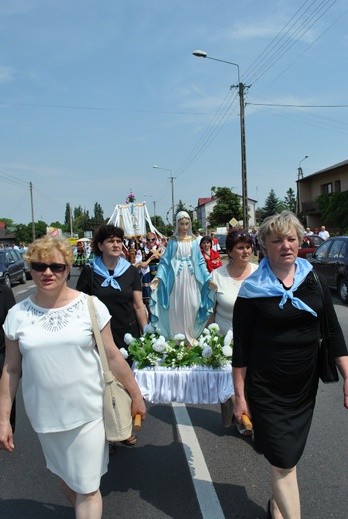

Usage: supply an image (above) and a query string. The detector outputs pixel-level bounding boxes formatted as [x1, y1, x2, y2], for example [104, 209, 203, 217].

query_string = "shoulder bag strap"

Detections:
[311, 270, 330, 339]
[87, 295, 109, 374]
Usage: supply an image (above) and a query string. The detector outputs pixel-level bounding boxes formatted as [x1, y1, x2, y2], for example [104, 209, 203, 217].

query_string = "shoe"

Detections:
[120, 434, 137, 446]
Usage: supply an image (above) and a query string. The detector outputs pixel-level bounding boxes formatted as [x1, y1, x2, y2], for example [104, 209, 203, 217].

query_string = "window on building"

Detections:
[321, 183, 332, 195]
[334, 180, 341, 193]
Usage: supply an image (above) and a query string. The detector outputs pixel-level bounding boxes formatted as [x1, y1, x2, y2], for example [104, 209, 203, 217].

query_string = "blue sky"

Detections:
[0, 0, 347, 227]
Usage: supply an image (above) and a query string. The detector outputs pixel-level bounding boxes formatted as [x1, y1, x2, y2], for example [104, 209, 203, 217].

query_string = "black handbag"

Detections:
[312, 270, 339, 383]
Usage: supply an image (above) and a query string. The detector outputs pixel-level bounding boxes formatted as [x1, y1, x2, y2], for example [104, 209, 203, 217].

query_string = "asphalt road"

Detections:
[0, 268, 347, 519]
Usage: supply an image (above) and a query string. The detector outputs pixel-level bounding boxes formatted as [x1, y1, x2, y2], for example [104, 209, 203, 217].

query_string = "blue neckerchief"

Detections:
[238, 257, 317, 316]
[91, 256, 130, 290]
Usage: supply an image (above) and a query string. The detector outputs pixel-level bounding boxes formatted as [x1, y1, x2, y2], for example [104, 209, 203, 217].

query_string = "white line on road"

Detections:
[172, 403, 225, 519]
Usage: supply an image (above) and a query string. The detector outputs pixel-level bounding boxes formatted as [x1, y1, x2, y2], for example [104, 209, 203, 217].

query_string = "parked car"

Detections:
[0, 248, 27, 288]
[19, 251, 31, 280]
[215, 234, 227, 254]
[297, 234, 324, 258]
[309, 236, 348, 304]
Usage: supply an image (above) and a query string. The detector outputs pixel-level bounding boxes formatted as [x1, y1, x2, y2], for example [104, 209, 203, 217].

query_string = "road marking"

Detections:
[16, 284, 35, 295]
[172, 403, 225, 519]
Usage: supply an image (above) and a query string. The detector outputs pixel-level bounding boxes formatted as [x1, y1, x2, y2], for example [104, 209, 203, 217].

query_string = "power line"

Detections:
[247, 103, 348, 108]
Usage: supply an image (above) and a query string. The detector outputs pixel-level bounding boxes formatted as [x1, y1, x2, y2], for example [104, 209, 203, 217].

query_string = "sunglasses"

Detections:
[31, 262, 67, 273]
[147, 238, 156, 241]
[233, 232, 251, 239]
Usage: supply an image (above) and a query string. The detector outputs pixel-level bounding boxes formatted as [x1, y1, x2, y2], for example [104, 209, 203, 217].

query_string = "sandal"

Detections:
[120, 434, 137, 446]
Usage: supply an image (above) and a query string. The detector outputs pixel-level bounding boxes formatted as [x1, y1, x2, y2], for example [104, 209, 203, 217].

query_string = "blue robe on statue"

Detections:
[150, 237, 215, 343]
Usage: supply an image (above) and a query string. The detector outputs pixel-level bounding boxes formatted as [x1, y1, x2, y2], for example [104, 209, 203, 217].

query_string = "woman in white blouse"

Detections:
[0, 235, 145, 519]
[209, 230, 258, 432]
[210, 231, 258, 335]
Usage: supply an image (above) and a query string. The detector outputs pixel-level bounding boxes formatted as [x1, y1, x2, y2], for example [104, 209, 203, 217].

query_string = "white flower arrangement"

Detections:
[126, 323, 233, 369]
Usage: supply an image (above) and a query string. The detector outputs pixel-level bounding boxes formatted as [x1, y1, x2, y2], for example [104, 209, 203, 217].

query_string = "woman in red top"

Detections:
[200, 236, 222, 272]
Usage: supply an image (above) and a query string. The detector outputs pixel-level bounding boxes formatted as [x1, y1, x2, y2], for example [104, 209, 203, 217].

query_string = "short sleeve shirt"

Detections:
[3, 293, 111, 433]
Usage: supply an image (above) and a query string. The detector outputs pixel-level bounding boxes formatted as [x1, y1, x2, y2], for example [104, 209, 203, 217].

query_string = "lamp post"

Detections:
[143, 194, 157, 227]
[296, 155, 308, 217]
[152, 165, 176, 226]
[193, 50, 249, 230]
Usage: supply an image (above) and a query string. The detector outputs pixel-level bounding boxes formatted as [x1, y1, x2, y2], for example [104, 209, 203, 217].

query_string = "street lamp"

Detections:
[296, 155, 309, 217]
[193, 49, 249, 230]
[152, 164, 176, 226]
[143, 194, 157, 227]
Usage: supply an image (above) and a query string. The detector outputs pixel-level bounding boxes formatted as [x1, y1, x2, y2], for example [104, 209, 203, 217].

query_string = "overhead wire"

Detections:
[243, 0, 339, 85]
[175, 89, 239, 179]
[173, 0, 342, 183]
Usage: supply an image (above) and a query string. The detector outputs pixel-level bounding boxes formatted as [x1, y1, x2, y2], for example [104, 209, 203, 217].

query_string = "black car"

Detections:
[309, 236, 348, 304]
[0, 248, 27, 288]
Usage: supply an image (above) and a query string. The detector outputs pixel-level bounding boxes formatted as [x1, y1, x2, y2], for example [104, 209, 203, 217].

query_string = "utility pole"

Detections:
[69, 202, 74, 237]
[296, 156, 308, 217]
[153, 200, 157, 227]
[30, 181, 35, 241]
[169, 176, 175, 226]
[192, 51, 250, 230]
[238, 82, 249, 230]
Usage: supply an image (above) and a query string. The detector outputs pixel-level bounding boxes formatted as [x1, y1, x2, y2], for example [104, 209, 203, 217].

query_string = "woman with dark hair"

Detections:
[200, 236, 222, 273]
[209, 230, 258, 433]
[77, 225, 148, 362]
[210, 230, 257, 335]
[77, 225, 148, 448]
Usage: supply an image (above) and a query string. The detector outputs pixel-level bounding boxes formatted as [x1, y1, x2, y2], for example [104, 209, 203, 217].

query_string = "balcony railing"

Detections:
[301, 199, 320, 214]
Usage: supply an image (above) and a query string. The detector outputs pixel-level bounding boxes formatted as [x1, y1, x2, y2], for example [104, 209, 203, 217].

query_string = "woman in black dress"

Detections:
[232, 211, 348, 519]
[77, 225, 148, 446]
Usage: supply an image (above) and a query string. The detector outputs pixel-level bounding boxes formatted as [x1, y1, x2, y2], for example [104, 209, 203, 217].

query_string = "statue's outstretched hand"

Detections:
[150, 278, 159, 290]
[209, 280, 218, 291]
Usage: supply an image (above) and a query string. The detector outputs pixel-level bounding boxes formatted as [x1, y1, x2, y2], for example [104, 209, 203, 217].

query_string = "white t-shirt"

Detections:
[211, 263, 258, 335]
[318, 230, 330, 240]
[3, 293, 111, 433]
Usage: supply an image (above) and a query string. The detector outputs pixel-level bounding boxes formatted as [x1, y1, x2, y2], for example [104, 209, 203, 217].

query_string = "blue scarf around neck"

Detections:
[91, 256, 130, 290]
[238, 257, 317, 316]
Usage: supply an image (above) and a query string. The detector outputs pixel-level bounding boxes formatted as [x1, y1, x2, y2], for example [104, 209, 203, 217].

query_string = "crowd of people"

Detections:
[0, 212, 347, 519]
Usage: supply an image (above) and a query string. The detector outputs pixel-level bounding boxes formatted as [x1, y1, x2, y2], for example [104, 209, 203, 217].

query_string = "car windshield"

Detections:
[312, 236, 324, 246]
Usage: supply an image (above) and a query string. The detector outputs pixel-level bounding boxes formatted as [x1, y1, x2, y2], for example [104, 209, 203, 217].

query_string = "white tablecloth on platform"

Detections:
[133, 365, 234, 404]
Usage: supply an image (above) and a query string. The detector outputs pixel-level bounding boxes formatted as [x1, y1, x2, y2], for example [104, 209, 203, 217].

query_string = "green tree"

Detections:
[74, 210, 92, 238]
[34, 220, 48, 238]
[283, 188, 297, 213]
[175, 199, 186, 217]
[151, 215, 166, 235]
[317, 191, 348, 233]
[91, 202, 105, 228]
[64, 203, 72, 228]
[12, 224, 31, 244]
[74, 206, 83, 219]
[261, 189, 282, 219]
[208, 187, 242, 228]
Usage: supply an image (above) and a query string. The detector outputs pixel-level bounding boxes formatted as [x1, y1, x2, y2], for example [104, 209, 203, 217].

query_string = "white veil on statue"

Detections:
[174, 211, 192, 238]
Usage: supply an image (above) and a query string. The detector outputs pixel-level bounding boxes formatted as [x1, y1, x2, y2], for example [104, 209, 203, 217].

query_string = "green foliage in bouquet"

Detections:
[125, 323, 233, 369]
